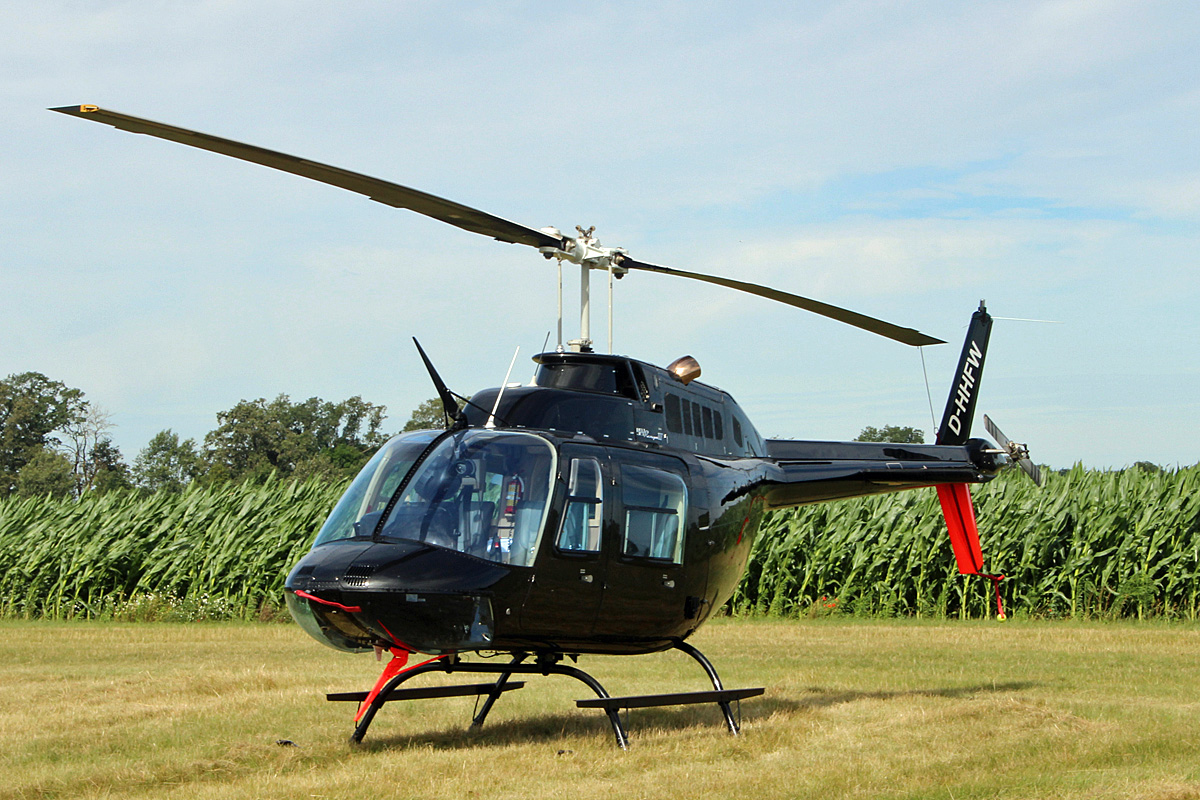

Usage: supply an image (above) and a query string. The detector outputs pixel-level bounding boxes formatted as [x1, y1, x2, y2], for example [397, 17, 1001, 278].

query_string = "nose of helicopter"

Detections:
[285, 540, 512, 654]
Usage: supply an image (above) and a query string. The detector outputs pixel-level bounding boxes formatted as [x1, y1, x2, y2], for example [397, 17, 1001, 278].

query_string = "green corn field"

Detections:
[0, 474, 347, 621]
[1, 465, 1197, 621]
[732, 465, 1200, 620]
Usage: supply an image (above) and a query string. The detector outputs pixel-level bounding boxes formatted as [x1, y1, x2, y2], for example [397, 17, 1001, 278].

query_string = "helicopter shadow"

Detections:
[355, 700, 781, 753]
[351, 682, 1035, 752]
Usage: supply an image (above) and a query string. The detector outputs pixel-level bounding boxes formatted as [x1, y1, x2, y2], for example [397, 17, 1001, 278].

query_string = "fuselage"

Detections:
[285, 351, 1001, 657]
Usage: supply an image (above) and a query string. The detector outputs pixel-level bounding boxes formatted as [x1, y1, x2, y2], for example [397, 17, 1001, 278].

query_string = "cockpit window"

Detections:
[377, 430, 556, 567]
[312, 430, 439, 547]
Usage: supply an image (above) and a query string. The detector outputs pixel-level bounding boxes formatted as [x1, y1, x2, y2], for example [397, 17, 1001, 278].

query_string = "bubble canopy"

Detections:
[312, 429, 557, 568]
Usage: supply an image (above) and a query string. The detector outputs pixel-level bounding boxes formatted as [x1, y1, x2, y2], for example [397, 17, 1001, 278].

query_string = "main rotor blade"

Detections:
[54, 104, 942, 348]
[619, 257, 945, 347]
[51, 104, 565, 250]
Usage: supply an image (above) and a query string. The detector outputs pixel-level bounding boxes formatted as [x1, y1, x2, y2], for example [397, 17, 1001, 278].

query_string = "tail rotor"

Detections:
[983, 414, 1042, 486]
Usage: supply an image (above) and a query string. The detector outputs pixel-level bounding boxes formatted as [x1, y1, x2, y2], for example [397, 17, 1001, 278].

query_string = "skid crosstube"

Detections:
[331, 642, 763, 749]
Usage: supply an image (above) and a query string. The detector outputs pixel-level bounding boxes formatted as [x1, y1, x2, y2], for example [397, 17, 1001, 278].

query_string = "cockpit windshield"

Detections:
[381, 430, 556, 567]
[312, 430, 440, 547]
[317, 429, 557, 567]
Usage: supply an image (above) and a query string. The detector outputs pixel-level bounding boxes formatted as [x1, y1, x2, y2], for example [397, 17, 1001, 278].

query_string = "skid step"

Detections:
[328, 681, 526, 704]
[576, 687, 763, 711]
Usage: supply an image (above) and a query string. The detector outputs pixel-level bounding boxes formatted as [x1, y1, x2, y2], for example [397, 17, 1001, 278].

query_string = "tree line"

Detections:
[0, 371, 451, 499]
[13, 368, 1150, 500]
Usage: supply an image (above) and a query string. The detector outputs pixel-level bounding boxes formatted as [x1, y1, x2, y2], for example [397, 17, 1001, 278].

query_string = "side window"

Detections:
[556, 458, 603, 552]
[732, 415, 744, 449]
[702, 406, 714, 439]
[691, 403, 704, 439]
[713, 408, 724, 440]
[665, 393, 683, 433]
[621, 465, 687, 563]
[681, 398, 693, 436]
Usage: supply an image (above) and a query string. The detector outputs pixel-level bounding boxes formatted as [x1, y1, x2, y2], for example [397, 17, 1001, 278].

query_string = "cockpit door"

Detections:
[518, 445, 610, 638]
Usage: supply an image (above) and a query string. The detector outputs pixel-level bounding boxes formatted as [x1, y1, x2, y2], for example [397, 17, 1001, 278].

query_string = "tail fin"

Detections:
[936, 301, 993, 445]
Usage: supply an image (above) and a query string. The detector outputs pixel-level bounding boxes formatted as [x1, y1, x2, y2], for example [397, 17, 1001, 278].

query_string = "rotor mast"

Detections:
[540, 225, 627, 353]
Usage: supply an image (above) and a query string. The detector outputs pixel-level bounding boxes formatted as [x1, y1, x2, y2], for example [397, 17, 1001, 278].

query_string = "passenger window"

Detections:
[681, 399, 693, 436]
[691, 403, 704, 439]
[732, 416, 743, 448]
[713, 409, 724, 440]
[621, 465, 687, 563]
[557, 458, 603, 552]
[702, 406, 714, 439]
[665, 393, 682, 433]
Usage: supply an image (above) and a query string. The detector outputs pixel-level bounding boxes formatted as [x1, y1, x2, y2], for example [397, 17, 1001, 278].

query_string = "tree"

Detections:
[15, 447, 75, 498]
[59, 404, 119, 495]
[133, 430, 201, 493]
[855, 425, 925, 444]
[0, 372, 87, 496]
[88, 439, 132, 494]
[203, 394, 389, 482]
[402, 397, 463, 432]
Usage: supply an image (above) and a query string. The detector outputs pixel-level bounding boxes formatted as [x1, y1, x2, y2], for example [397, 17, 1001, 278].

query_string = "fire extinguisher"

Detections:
[503, 475, 525, 516]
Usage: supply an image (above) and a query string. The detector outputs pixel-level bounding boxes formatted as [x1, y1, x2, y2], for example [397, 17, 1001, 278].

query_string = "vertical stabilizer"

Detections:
[936, 301, 992, 446]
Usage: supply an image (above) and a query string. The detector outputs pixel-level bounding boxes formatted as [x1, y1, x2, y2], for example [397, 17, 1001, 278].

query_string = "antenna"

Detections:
[486, 346, 521, 429]
[413, 338, 465, 429]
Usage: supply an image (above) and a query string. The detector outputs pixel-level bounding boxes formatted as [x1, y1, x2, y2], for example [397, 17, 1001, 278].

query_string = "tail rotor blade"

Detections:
[983, 414, 1010, 449]
[1020, 459, 1043, 487]
[983, 414, 1042, 487]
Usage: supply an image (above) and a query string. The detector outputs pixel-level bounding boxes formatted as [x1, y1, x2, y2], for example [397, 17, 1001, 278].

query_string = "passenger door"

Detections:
[595, 452, 690, 638]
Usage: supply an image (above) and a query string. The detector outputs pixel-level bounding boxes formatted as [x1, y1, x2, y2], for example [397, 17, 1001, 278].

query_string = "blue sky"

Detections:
[2, 1, 1198, 469]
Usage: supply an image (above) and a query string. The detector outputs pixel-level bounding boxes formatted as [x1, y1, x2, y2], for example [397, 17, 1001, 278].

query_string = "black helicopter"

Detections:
[54, 105, 1041, 748]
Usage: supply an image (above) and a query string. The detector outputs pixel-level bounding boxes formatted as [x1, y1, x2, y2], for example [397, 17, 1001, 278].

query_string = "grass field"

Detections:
[2, 618, 1199, 799]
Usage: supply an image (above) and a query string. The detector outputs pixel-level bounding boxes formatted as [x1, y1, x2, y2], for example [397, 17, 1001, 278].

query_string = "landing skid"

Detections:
[330, 642, 764, 749]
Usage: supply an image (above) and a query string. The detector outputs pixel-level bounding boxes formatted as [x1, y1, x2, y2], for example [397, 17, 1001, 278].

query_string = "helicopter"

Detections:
[53, 104, 1041, 749]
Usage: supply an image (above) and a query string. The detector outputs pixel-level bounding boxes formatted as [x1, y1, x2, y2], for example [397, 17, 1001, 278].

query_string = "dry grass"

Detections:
[2, 618, 1199, 799]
